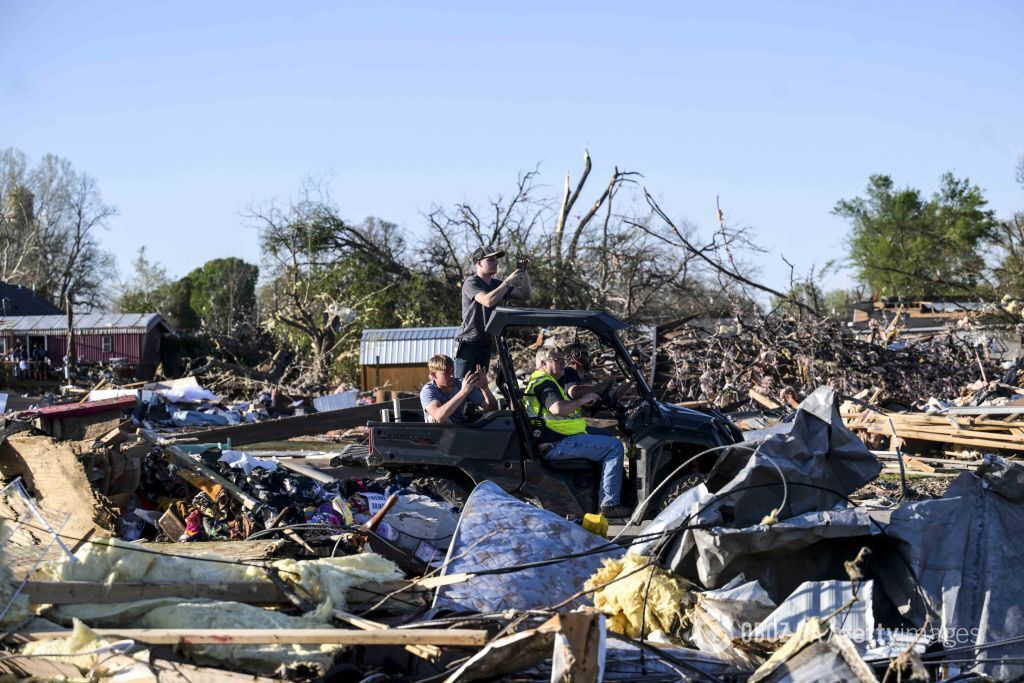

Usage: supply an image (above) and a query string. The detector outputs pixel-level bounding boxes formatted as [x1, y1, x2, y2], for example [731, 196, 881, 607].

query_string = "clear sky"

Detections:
[2, 1, 1021, 294]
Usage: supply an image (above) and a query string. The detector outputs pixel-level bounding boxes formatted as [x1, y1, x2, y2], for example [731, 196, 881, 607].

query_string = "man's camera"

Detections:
[516, 256, 529, 271]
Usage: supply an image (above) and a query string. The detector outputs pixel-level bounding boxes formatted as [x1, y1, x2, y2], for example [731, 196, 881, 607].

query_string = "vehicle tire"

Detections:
[649, 472, 707, 517]
[410, 476, 470, 508]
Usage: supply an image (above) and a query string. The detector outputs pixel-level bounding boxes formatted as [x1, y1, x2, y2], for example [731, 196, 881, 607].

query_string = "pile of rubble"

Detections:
[650, 313, 1008, 409]
[1, 369, 1024, 680]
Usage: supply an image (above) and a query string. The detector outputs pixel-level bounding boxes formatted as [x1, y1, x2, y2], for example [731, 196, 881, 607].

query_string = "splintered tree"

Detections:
[424, 150, 729, 322]
[251, 179, 449, 388]
[0, 147, 117, 310]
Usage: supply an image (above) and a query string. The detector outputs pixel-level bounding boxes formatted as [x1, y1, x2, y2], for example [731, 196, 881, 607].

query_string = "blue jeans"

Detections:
[454, 341, 491, 379]
[543, 433, 624, 507]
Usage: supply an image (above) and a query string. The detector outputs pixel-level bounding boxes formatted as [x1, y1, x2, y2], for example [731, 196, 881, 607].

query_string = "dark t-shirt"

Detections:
[560, 367, 581, 390]
[457, 275, 505, 343]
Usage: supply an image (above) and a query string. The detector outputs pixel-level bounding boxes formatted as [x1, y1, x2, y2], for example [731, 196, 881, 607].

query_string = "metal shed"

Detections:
[359, 326, 458, 392]
[0, 312, 172, 380]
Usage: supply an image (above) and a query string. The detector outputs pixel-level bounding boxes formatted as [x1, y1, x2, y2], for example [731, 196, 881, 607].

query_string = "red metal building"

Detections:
[0, 312, 172, 380]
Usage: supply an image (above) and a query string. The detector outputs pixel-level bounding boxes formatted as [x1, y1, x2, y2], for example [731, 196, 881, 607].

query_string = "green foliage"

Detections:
[117, 247, 199, 330]
[186, 258, 259, 335]
[835, 173, 996, 299]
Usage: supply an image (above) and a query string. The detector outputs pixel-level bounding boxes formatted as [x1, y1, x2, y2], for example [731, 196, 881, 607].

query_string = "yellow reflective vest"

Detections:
[523, 370, 588, 436]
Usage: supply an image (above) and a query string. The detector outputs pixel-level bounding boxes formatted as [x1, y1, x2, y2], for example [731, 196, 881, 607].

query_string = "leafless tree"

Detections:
[0, 147, 117, 310]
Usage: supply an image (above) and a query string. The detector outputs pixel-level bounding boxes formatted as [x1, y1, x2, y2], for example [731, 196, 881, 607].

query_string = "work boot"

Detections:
[599, 504, 632, 519]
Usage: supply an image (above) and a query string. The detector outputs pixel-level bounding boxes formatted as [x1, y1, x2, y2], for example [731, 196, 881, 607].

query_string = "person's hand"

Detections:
[505, 269, 523, 286]
[462, 369, 480, 392]
[473, 365, 489, 388]
[579, 392, 601, 408]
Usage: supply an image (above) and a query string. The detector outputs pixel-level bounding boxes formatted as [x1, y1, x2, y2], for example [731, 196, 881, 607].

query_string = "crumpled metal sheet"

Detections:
[433, 481, 622, 613]
[689, 507, 878, 595]
[636, 386, 881, 594]
[752, 580, 874, 646]
[879, 455, 1024, 680]
[703, 386, 882, 529]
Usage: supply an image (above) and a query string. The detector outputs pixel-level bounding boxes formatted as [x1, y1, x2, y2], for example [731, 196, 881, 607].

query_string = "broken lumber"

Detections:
[748, 389, 781, 410]
[139, 428, 264, 512]
[163, 397, 420, 447]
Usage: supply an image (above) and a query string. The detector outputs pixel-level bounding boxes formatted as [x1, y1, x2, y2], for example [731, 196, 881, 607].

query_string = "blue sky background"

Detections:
[1, 1, 1021, 295]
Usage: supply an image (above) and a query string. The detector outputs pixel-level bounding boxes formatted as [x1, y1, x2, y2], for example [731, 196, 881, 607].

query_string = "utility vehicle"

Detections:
[357, 308, 742, 519]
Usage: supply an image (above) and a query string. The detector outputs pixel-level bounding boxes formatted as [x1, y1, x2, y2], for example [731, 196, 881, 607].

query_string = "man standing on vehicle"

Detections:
[421, 354, 498, 423]
[524, 347, 630, 518]
[454, 246, 531, 378]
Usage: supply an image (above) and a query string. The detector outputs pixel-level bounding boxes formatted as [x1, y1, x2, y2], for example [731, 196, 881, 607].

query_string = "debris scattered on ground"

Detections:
[2, 310, 1024, 681]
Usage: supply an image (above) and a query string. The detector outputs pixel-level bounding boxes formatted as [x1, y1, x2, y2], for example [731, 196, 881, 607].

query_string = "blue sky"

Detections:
[1, 1, 1021, 294]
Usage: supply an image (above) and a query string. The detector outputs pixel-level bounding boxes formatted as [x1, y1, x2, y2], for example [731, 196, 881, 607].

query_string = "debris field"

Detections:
[0, 313, 1023, 682]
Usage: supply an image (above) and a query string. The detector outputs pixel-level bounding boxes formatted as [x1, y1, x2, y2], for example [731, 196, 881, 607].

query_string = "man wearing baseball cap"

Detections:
[454, 245, 532, 378]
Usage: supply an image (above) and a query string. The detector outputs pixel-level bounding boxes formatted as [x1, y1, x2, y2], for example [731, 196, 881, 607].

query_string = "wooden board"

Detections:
[161, 398, 420, 447]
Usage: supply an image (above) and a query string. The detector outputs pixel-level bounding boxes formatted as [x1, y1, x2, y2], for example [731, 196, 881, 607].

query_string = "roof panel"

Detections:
[0, 313, 166, 334]
[359, 326, 458, 365]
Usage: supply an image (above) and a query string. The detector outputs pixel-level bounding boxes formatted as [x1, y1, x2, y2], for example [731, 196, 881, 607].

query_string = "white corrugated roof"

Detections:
[359, 326, 459, 365]
[0, 313, 170, 334]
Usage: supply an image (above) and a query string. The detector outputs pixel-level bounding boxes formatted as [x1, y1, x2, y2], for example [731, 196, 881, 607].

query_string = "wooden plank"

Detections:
[20, 580, 285, 605]
[939, 405, 1024, 416]
[140, 428, 264, 512]
[748, 389, 780, 410]
[885, 428, 1024, 451]
[905, 456, 937, 474]
[161, 398, 420, 447]
[20, 627, 488, 646]
[95, 419, 133, 447]
[19, 579, 429, 610]
[861, 423, 1024, 445]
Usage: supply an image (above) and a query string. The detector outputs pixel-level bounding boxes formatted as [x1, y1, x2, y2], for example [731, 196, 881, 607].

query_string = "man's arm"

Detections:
[472, 270, 523, 308]
[548, 393, 600, 416]
[508, 269, 531, 301]
[472, 373, 499, 412]
[423, 374, 480, 423]
[567, 383, 599, 399]
[536, 379, 599, 416]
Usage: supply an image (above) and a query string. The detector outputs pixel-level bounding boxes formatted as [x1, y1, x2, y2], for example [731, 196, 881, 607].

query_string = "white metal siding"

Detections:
[359, 326, 459, 365]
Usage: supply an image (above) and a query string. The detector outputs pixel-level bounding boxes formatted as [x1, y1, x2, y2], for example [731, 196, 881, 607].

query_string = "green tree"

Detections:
[118, 247, 199, 330]
[250, 180, 451, 387]
[834, 173, 996, 299]
[186, 257, 259, 335]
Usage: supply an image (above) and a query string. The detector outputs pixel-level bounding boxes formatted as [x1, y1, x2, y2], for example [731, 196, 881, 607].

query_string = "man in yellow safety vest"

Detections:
[523, 346, 630, 518]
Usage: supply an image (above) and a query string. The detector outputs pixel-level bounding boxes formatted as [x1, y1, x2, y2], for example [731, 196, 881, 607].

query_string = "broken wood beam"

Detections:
[162, 397, 420, 447]
[139, 428, 264, 512]
[748, 389, 781, 410]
